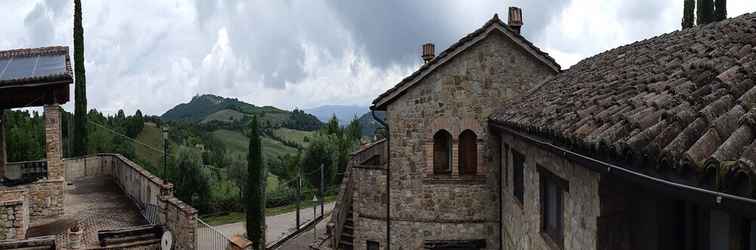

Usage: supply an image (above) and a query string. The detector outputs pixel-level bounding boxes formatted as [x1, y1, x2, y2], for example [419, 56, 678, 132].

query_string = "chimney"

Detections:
[508, 7, 523, 34]
[421, 43, 435, 63]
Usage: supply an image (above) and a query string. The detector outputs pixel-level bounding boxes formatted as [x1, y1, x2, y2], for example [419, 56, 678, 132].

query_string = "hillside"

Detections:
[210, 129, 299, 162]
[304, 105, 368, 125]
[134, 122, 163, 169]
[161, 94, 321, 131]
[357, 111, 384, 137]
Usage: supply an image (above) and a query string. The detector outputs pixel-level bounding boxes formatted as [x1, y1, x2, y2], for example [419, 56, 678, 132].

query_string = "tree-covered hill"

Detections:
[161, 94, 322, 131]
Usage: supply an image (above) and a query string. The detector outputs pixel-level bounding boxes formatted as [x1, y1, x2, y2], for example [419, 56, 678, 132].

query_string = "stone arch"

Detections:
[433, 129, 453, 175]
[459, 129, 478, 175]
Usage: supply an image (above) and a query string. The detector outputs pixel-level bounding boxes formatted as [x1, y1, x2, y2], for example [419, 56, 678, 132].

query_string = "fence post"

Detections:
[296, 173, 301, 229]
[320, 163, 324, 217]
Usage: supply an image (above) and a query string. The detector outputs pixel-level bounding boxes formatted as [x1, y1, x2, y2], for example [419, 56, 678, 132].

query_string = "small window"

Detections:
[433, 130, 452, 175]
[459, 130, 478, 175]
[539, 166, 568, 248]
[367, 240, 379, 250]
[512, 150, 525, 204]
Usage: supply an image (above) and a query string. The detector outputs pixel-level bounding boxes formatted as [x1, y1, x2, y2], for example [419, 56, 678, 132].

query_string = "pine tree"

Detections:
[73, 0, 88, 156]
[682, 0, 695, 29]
[713, 0, 727, 21]
[696, 0, 715, 25]
[246, 116, 265, 249]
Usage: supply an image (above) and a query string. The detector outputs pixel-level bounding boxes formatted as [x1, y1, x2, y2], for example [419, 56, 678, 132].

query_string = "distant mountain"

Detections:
[304, 105, 368, 125]
[357, 111, 385, 137]
[161, 94, 322, 131]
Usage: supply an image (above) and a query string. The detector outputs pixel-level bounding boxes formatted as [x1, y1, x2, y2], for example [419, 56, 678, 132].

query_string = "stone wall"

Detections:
[43, 105, 64, 181]
[25, 179, 64, 219]
[498, 131, 601, 250]
[0, 189, 28, 240]
[160, 196, 197, 250]
[355, 30, 557, 249]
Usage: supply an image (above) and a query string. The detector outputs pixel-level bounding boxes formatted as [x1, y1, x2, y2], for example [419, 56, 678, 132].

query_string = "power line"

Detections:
[87, 119, 165, 154]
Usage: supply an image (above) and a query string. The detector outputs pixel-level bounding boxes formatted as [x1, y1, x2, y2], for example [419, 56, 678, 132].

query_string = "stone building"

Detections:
[491, 12, 756, 250]
[327, 8, 756, 250]
[329, 7, 561, 250]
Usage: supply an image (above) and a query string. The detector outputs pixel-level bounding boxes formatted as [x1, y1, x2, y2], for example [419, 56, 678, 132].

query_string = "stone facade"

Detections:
[354, 28, 558, 249]
[497, 131, 601, 250]
[26, 179, 64, 219]
[0, 190, 29, 240]
[43, 105, 64, 181]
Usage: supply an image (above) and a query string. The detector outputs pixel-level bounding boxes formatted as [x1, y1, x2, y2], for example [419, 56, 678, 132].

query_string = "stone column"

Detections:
[44, 105, 64, 181]
[0, 109, 6, 178]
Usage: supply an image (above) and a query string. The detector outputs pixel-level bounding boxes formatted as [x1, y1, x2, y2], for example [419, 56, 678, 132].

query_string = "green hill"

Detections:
[161, 94, 321, 131]
[272, 128, 314, 147]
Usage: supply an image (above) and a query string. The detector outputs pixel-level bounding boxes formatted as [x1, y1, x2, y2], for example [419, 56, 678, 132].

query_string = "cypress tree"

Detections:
[713, 0, 727, 21]
[696, 0, 715, 25]
[73, 0, 88, 156]
[246, 116, 265, 249]
[682, 0, 695, 29]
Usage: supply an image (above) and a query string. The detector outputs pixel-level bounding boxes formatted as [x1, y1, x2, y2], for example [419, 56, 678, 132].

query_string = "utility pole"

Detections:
[320, 163, 325, 216]
[162, 127, 168, 181]
[296, 172, 301, 228]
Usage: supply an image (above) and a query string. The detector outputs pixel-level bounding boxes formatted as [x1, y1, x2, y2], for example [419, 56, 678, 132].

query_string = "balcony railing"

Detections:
[4, 160, 48, 186]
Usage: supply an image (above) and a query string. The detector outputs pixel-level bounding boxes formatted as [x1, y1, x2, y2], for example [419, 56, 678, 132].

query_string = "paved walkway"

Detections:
[213, 202, 335, 245]
[276, 213, 331, 250]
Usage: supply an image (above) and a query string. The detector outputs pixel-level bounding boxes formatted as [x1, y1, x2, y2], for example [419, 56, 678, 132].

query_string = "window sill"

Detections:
[423, 175, 486, 184]
[540, 232, 563, 250]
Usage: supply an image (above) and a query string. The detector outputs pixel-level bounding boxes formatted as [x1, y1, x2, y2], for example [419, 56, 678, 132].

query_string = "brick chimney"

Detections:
[508, 7, 523, 34]
[421, 43, 435, 63]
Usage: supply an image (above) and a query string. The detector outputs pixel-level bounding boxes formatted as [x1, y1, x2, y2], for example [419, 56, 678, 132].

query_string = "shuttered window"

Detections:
[433, 130, 452, 175]
[459, 130, 478, 175]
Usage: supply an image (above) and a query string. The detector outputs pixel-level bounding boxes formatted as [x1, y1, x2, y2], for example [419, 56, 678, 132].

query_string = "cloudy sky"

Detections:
[2, 1, 756, 115]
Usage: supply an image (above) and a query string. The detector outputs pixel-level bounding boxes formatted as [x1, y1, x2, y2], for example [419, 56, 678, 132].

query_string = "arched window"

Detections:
[433, 130, 452, 175]
[459, 130, 478, 175]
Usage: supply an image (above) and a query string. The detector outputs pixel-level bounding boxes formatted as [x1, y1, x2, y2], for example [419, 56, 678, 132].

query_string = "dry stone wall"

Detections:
[0, 190, 28, 240]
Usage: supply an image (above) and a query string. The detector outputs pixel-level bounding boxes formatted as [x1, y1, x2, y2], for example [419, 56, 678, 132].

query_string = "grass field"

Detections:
[272, 128, 314, 147]
[200, 109, 246, 124]
[134, 122, 163, 168]
[210, 129, 299, 161]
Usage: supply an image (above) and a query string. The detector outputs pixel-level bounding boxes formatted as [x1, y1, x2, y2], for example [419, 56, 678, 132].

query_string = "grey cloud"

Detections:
[326, 0, 570, 68]
[23, 2, 55, 47]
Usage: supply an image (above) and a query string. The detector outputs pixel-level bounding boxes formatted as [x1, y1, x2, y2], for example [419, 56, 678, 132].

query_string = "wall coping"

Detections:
[160, 196, 198, 215]
[96, 153, 174, 191]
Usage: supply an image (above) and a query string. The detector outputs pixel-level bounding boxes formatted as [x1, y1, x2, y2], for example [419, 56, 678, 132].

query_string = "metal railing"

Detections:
[141, 203, 161, 225]
[196, 218, 231, 250]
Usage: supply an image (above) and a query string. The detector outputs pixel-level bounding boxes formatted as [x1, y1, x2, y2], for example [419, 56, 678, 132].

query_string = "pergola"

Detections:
[0, 46, 73, 182]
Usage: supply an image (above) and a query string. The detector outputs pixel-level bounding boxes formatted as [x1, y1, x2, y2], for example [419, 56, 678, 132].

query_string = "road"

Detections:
[212, 202, 335, 246]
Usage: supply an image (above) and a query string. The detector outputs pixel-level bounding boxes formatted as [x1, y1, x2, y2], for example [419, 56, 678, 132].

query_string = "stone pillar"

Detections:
[44, 105, 64, 181]
[0, 109, 6, 178]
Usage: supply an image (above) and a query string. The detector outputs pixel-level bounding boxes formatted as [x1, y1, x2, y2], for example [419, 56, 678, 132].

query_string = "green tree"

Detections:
[173, 146, 211, 213]
[682, 0, 695, 29]
[300, 135, 335, 190]
[73, 0, 88, 156]
[713, 0, 727, 21]
[345, 116, 362, 141]
[697, 0, 714, 25]
[246, 116, 265, 249]
[227, 155, 248, 204]
[323, 115, 340, 135]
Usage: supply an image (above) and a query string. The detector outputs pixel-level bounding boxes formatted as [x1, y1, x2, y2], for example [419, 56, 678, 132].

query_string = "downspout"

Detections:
[497, 134, 503, 250]
[371, 107, 390, 250]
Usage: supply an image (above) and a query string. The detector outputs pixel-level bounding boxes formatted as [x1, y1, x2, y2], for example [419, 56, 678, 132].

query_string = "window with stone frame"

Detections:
[539, 166, 568, 249]
[458, 130, 478, 175]
[512, 150, 525, 204]
[433, 130, 453, 175]
[367, 240, 379, 250]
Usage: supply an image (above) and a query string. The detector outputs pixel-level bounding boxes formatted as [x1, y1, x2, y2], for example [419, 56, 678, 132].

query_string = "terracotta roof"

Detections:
[371, 14, 561, 110]
[0, 46, 73, 88]
[491, 13, 756, 196]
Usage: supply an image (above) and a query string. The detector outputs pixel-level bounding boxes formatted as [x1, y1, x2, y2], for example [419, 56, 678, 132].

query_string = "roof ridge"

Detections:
[0, 46, 69, 59]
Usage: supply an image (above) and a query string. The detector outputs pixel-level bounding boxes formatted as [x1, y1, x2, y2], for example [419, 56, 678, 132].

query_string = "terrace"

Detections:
[0, 46, 199, 249]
